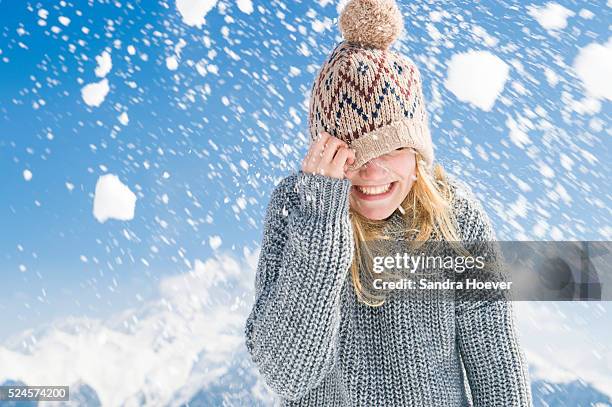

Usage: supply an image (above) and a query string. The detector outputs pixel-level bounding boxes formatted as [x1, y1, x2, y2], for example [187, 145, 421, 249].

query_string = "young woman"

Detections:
[244, 0, 533, 405]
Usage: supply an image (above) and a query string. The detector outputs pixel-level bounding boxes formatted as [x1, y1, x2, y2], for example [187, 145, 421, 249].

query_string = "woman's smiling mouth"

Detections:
[352, 181, 399, 201]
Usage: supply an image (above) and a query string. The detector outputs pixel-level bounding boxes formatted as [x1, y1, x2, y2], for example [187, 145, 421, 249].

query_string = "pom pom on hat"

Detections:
[339, 0, 404, 50]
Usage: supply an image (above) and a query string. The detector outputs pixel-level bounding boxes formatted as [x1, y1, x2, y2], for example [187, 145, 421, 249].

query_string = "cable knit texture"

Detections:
[244, 170, 533, 406]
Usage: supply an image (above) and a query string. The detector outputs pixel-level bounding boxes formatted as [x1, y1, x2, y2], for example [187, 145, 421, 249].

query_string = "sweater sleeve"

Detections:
[452, 181, 533, 407]
[244, 170, 354, 401]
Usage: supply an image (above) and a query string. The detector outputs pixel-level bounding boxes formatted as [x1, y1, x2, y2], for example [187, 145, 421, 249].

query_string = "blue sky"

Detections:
[0, 0, 610, 403]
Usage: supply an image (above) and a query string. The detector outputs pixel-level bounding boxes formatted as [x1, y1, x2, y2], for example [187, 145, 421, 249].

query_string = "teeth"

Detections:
[357, 183, 392, 195]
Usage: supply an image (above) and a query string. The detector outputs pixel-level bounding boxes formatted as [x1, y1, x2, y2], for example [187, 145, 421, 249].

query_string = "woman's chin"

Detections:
[352, 206, 396, 221]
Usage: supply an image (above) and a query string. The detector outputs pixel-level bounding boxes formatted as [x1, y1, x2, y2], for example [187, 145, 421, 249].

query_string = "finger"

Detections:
[301, 154, 311, 172]
[314, 130, 329, 142]
[332, 146, 351, 169]
[302, 146, 313, 167]
[305, 134, 327, 166]
[312, 132, 331, 154]
[304, 139, 322, 166]
[322, 137, 347, 164]
[347, 148, 356, 164]
[307, 136, 330, 166]
[305, 144, 324, 169]
[303, 152, 322, 172]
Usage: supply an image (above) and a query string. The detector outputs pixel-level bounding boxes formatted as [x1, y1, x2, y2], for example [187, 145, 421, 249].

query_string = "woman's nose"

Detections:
[361, 157, 389, 175]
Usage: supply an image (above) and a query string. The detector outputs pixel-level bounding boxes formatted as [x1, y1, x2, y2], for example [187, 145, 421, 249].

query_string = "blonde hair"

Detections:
[348, 151, 472, 307]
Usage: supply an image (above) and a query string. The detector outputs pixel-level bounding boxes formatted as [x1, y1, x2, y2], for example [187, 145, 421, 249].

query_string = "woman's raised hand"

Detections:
[301, 132, 356, 180]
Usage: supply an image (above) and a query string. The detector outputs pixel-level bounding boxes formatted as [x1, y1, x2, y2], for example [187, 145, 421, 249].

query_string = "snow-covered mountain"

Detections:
[532, 379, 612, 407]
[0, 248, 274, 406]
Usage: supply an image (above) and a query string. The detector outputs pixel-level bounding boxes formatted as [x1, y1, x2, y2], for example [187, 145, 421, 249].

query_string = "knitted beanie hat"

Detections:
[308, 0, 434, 172]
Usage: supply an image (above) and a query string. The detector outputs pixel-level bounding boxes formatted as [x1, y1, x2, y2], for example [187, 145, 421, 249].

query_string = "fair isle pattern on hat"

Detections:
[308, 41, 434, 171]
[307, 0, 434, 171]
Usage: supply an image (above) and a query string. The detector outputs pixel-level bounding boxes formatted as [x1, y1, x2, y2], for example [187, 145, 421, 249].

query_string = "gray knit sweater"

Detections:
[244, 170, 533, 407]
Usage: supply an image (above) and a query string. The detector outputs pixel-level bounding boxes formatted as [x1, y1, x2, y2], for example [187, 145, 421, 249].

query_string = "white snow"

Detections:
[311, 18, 333, 33]
[559, 153, 574, 171]
[589, 117, 604, 133]
[539, 163, 555, 178]
[527, 2, 575, 31]
[92, 174, 137, 223]
[444, 50, 510, 111]
[118, 111, 129, 125]
[58, 16, 71, 26]
[471, 25, 499, 47]
[573, 37, 612, 101]
[176, 0, 218, 28]
[23, 169, 33, 181]
[426, 23, 442, 41]
[508, 194, 529, 218]
[37, 9, 48, 19]
[569, 95, 601, 115]
[554, 182, 572, 204]
[429, 10, 447, 23]
[543, 66, 560, 87]
[208, 64, 219, 74]
[81, 78, 109, 107]
[336, 0, 350, 14]
[209, 235, 222, 250]
[166, 55, 179, 70]
[505, 115, 532, 149]
[578, 9, 594, 19]
[127, 45, 136, 55]
[174, 38, 187, 56]
[94, 51, 112, 78]
[288, 66, 301, 77]
[236, 0, 253, 14]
